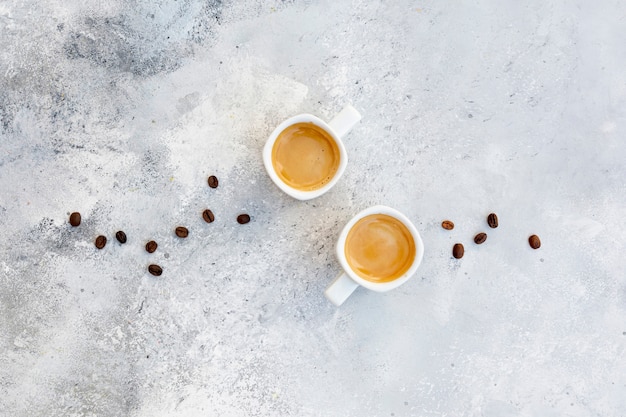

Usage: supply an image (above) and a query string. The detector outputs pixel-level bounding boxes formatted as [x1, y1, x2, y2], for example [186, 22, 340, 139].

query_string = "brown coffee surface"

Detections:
[344, 214, 416, 283]
[271, 122, 340, 191]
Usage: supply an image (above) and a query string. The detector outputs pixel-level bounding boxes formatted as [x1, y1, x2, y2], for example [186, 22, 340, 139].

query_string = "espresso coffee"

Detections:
[344, 213, 416, 283]
[271, 122, 340, 191]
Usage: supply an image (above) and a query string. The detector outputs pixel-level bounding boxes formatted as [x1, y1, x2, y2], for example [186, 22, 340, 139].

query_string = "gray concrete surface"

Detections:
[1, 0, 625, 415]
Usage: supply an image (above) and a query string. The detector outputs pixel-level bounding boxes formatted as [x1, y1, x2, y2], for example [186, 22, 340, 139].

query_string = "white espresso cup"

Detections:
[263, 105, 361, 200]
[324, 205, 425, 306]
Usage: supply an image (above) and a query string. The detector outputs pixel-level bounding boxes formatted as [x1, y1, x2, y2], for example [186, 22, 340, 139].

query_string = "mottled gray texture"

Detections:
[1, 0, 625, 416]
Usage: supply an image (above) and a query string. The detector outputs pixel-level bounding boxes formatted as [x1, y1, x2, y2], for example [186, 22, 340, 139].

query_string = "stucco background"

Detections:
[1, 1, 625, 416]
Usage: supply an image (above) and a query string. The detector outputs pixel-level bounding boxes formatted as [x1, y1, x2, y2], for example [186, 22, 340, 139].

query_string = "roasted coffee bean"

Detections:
[202, 209, 215, 223]
[145, 240, 158, 253]
[529, 234, 541, 249]
[175, 226, 189, 238]
[237, 214, 250, 224]
[69, 212, 81, 227]
[487, 213, 499, 228]
[453, 243, 464, 259]
[207, 175, 219, 188]
[95, 235, 107, 249]
[148, 264, 163, 276]
[474, 232, 487, 244]
[115, 231, 127, 244]
[441, 220, 454, 230]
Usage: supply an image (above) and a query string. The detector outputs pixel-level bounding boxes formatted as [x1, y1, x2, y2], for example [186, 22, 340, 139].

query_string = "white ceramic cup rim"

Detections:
[336, 205, 424, 292]
[262, 114, 348, 201]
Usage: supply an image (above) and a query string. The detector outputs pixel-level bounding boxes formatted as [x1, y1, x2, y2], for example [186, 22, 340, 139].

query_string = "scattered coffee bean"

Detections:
[148, 264, 163, 276]
[529, 234, 541, 249]
[452, 243, 464, 259]
[95, 235, 107, 249]
[116, 231, 127, 244]
[202, 209, 215, 223]
[487, 213, 499, 228]
[145, 240, 158, 253]
[237, 214, 250, 224]
[69, 212, 81, 227]
[474, 232, 487, 244]
[441, 220, 454, 230]
[208, 175, 219, 188]
[175, 226, 189, 238]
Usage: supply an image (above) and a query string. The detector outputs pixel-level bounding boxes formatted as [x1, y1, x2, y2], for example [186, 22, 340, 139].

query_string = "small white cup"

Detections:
[324, 205, 425, 306]
[263, 105, 362, 200]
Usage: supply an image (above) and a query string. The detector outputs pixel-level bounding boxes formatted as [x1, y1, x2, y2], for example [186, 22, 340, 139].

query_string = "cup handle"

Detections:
[328, 105, 362, 138]
[324, 272, 359, 306]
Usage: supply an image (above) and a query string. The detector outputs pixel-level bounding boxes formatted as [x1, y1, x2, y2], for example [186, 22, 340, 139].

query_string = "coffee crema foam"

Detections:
[344, 214, 416, 283]
[271, 122, 340, 191]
